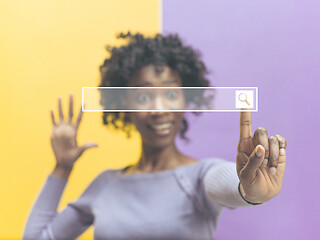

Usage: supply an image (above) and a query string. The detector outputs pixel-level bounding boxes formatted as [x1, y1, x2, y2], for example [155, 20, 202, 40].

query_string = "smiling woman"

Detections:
[126, 65, 186, 150]
[23, 32, 287, 240]
[98, 32, 213, 142]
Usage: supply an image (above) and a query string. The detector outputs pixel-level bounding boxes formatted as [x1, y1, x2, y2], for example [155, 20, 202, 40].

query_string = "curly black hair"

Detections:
[98, 31, 214, 142]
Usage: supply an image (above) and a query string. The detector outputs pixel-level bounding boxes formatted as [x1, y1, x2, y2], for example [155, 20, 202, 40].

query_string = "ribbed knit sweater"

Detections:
[23, 158, 252, 240]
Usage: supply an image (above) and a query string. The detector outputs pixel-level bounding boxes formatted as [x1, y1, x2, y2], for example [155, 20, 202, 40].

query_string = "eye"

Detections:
[136, 93, 151, 104]
[166, 90, 178, 100]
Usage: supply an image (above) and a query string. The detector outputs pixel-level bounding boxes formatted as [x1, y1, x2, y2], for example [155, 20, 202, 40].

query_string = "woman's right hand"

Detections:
[50, 93, 98, 170]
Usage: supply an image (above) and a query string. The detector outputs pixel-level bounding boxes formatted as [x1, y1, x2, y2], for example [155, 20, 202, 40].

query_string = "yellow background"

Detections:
[0, 0, 160, 239]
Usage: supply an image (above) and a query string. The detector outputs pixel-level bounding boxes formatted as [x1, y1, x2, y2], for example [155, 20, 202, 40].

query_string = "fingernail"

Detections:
[255, 146, 263, 157]
[269, 167, 277, 175]
[262, 159, 268, 167]
[280, 148, 286, 156]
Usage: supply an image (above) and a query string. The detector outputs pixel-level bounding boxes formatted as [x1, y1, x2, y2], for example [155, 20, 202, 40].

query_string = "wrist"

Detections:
[52, 164, 73, 180]
[238, 183, 262, 205]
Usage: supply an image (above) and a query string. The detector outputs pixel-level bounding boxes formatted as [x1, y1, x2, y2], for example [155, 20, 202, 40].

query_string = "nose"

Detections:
[150, 95, 168, 115]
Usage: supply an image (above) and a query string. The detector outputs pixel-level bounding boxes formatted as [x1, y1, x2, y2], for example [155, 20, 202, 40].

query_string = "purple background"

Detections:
[164, 1, 320, 239]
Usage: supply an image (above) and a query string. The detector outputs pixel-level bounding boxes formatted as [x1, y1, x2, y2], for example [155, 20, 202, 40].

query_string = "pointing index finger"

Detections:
[240, 108, 252, 140]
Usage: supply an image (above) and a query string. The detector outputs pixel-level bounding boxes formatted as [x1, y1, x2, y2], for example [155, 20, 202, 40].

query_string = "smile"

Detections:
[149, 123, 173, 136]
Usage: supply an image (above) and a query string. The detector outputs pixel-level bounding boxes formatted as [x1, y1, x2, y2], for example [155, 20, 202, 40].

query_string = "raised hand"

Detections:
[236, 109, 287, 204]
[50, 94, 98, 171]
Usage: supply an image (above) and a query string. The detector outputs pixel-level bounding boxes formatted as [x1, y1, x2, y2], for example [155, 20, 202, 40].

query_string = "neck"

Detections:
[134, 141, 185, 172]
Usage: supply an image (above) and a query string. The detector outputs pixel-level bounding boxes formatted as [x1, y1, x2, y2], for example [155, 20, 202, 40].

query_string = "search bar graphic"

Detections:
[82, 87, 258, 112]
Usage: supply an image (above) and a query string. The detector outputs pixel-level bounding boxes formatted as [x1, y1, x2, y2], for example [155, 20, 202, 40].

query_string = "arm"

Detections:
[23, 94, 98, 239]
[202, 161, 252, 209]
[23, 167, 94, 240]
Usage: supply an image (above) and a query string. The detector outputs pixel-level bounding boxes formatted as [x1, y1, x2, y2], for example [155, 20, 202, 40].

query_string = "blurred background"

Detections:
[0, 0, 159, 239]
[167, 1, 320, 239]
[1, 0, 319, 239]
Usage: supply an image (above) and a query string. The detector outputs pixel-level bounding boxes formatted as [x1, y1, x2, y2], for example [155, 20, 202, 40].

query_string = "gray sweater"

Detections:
[23, 158, 251, 240]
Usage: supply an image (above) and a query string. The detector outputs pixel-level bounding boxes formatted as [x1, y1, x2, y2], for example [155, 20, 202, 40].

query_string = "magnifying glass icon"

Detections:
[238, 93, 250, 106]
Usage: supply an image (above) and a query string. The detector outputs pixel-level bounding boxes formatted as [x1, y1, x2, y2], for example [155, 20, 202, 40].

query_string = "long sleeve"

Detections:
[202, 161, 252, 209]
[23, 174, 95, 240]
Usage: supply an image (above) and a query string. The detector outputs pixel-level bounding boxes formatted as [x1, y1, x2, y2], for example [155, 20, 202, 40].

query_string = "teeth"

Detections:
[151, 123, 172, 130]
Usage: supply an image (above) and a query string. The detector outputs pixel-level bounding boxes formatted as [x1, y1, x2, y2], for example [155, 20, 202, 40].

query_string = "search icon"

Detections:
[238, 93, 250, 106]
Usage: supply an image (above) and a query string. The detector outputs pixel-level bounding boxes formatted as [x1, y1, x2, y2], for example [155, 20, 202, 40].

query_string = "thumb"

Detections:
[77, 142, 98, 157]
[240, 145, 265, 184]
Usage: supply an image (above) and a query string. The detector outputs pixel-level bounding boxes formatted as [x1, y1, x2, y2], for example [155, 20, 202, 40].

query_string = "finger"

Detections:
[58, 97, 64, 124]
[252, 127, 269, 165]
[275, 134, 287, 178]
[77, 142, 98, 157]
[75, 103, 84, 131]
[268, 136, 280, 175]
[240, 145, 265, 184]
[240, 108, 252, 140]
[50, 110, 57, 126]
[68, 93, 74, 124]
[276, 134, 287, 159]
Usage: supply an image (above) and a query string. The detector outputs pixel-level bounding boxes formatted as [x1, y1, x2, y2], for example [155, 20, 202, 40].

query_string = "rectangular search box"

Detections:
[82, 87, 258, 112]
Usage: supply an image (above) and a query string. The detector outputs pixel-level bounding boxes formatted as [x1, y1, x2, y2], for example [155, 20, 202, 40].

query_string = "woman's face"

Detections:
[127, 64, 185, 148]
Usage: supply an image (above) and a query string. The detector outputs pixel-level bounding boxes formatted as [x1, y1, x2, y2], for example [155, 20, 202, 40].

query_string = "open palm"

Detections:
[50, 94, 98, 170]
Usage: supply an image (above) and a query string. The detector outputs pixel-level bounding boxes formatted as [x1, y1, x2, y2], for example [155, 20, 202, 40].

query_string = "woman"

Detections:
[23, 32, 287, 240]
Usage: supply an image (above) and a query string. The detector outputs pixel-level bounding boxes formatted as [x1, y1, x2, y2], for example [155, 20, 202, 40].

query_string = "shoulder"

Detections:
[94, 168, 114, 181]
[198, 157, 228, 166]
[197, 157, 231, 178]
[68, 169, 115, 209]
[174, 157, 229, 181]
[76, 169, 115, 199]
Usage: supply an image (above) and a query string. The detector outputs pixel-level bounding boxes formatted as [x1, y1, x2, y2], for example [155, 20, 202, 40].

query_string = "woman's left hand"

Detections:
[236, 109, 287, 204]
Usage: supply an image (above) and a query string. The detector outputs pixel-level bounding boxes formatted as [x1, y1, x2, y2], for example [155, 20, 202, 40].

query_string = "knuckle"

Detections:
[269, 136, 278, 142]
[254, 127, 268, 136]
[270, 155, 278, 163]
[268, 162, 275, 168]
[51, 130, 59, 137]
[240, 120, 251, 126]
[272, 156, 279, 163]
[53, 126, 75, 138]
[276, 134, 287, 148]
